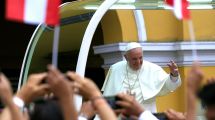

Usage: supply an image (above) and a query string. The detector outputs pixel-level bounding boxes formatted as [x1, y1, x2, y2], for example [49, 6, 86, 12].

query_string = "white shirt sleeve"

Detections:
[138, 111, 159, 120]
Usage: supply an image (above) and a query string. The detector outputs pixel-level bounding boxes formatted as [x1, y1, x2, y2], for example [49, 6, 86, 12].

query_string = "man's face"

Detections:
[125, 48, 143, 71]
[206, 106, 215, 120]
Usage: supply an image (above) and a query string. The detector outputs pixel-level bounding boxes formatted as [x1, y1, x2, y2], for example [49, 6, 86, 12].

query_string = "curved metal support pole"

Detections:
[75, 0, 119, 110]
[133, 10, 147, 41]
[18, 24, 44, 90]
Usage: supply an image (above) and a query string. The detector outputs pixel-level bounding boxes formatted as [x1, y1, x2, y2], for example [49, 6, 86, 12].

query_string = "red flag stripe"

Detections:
[166, 0, 174, 6]
[45, 0, 60, 26]
[181, 0, 190, 19]
[6, 0, 25, 22]
[6, 0, 60, 26]
[165, 0, 190, 20]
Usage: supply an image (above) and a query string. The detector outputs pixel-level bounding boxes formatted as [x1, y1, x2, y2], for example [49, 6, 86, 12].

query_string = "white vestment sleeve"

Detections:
[138, 111, 159, 120]
[157, 74, 181, 96]
[166, 74, 181, 91]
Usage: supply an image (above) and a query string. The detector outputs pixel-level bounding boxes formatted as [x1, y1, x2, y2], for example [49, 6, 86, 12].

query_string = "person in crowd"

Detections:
[28, 98, 64, 120]
[102, 42, 181, 112]
[198, 78, 215, 120]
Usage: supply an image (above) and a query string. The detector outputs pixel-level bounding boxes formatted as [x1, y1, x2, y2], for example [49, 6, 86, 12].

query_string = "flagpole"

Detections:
[187, 20, 198, 61]
[52, 25, 60, 67]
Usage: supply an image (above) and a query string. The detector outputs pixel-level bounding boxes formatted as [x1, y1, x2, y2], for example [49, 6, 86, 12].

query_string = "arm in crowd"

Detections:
[47, 65, 78, 120]
[186, 61, 203, 120]
[0, 73, 24, 120]
[66, 71, 117, 120]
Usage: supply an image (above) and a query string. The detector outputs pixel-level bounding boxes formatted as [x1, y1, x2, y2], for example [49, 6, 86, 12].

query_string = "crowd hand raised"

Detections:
[47, 65, 78, 120]
[0, 73, 13, 106]
[167, 60, 179, 77]
[187, 61, 204, 93]
[0, 74, 25, 120]
[66, 71, 102, 100]
[16, 72, 50, 104]
[186, 61, 204, 120]
[164, 109, 186, 120]
[47, 65, 73, 100]
[115, 93, 144, 117]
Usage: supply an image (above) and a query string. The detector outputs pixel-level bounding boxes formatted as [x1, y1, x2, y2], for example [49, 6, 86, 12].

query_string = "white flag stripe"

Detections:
[174, 0, 182, 19]
[24, 0, 47, 24]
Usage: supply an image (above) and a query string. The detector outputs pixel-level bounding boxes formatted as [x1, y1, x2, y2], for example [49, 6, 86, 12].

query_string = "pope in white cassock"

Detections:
[102, 42, 181, 113]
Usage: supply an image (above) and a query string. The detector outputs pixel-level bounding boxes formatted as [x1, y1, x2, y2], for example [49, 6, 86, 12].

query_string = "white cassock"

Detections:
[102, 60, 181, 112]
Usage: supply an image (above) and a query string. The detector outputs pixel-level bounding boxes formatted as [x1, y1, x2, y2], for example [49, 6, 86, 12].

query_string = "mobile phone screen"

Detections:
[104, 96, 121, 109]
[153, 113, 169, 120]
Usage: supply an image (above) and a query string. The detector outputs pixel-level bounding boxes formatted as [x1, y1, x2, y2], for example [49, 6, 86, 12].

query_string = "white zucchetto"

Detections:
[125, 42, 142, 52]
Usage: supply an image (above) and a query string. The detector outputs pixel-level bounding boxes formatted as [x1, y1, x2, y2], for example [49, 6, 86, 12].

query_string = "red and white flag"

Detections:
[6, 0, 60, 26]
[165, 0, 190, 20]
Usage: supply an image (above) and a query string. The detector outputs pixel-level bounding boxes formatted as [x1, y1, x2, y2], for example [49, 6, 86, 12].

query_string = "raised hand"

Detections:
[167, 60, 179, 77]
[186, 61, 204, 120]
[16, 72, 50, 104]
[47, 65, 73, 100]
[66, 71, 102, 100]
[187, 61, 204, 93]
[47, 65, 78, 120]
